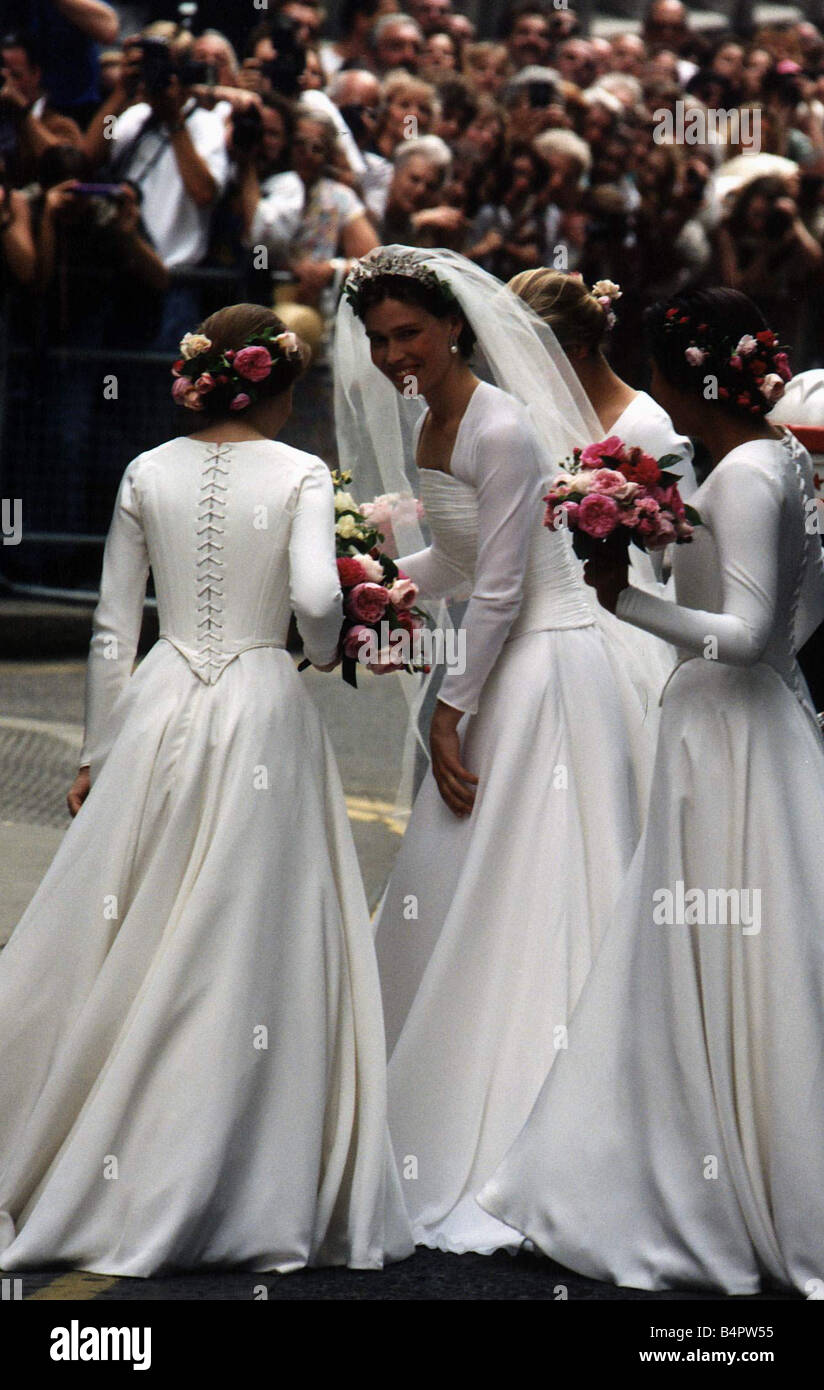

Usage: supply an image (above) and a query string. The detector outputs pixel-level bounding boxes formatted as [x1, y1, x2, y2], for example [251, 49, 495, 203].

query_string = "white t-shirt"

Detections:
[110, 99, 230, 268]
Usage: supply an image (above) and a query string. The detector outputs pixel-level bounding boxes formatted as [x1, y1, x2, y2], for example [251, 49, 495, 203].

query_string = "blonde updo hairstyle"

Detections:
[187, 303, 310, 420]
[508, 268, 611, 357]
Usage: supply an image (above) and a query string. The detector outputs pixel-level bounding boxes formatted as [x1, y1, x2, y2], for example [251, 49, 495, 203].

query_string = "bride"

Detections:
[0, 304, 413, 1277]
[480, 288, 824, 1294]
[334, 246, 646, 1255]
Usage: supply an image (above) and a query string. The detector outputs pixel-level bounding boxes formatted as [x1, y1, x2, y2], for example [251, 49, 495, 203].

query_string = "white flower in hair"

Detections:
[591, 280, 622, 302]
[179, 332, 212, 359]
[760, 373, 785, 403]
[275, 331, 301, 359]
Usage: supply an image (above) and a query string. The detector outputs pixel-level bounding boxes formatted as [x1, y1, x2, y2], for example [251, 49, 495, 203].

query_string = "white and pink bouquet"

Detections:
[544, 436, 701, 564]
[358, 492, 425, 560]
[300, 470, 431, 686]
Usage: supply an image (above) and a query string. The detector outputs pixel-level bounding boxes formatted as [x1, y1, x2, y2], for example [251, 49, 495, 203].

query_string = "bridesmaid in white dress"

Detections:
[510, 267, 699, 712]
[0, 304, 413, 1277]
[479, 288, 824, 1295]
[337, 248, 643, 1254]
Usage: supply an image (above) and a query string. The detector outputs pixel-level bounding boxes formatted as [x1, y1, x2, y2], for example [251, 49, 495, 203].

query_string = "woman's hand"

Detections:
[67, 767, 91, 817]
[313, 657, 340, 672]
[583, 556, 629, 614]
[430, 700, 478, 817]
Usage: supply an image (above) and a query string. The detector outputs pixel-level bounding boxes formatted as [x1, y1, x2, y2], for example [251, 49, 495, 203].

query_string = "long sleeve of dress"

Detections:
[80, 462, 150, 771]
[616, 460, 781, 666]
[396, 541, 472, 600]
[437, 413, 543, 715]
[289, 461, 344, 668]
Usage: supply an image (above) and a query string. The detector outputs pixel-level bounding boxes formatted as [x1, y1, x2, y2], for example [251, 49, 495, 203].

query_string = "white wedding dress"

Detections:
[480, 430, 824, 1294]
[375, 381, 645, 1254]
[0, 436, 414, 1277]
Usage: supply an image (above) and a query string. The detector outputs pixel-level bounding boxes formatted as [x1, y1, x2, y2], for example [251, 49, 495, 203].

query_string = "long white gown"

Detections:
[0, 436, 414, 1277]
[375, 380, 645, 1254]
[479, 430, 824, 1295]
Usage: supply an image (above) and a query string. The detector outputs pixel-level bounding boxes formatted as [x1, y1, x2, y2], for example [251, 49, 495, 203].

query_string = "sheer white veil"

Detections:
[332, 246, 603, 809]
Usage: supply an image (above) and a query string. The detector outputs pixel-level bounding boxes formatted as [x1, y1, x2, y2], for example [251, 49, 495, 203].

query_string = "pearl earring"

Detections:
[450, 342, 459, 354]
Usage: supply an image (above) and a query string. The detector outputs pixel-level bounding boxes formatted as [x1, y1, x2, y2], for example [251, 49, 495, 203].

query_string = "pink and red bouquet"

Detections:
[544, 436, 701, 564]
[300, 470, 431, 686]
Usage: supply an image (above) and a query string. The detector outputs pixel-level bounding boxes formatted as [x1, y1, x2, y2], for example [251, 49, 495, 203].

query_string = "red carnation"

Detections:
[755, 330, 775, 345]
[620, 451, 661, 487]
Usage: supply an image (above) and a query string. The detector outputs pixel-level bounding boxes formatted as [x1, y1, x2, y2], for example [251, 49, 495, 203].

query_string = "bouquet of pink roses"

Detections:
[300, 470, 431, 686]
[544, 436, 701, 564]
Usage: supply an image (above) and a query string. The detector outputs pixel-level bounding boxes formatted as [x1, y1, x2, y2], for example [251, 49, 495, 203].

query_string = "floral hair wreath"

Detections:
[570, 273, 622, 330]
[343, 248, 458, 318]
[171, 327, 304, 413]
[663, 308, 792, 411]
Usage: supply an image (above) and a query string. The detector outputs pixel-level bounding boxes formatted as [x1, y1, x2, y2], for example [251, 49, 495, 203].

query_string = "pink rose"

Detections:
[646, 518, 677, 550]
[685, 346, 707, 366]
[590, 467, 635, 499]
[233, 346, 273, 382]
[729, 355, 743, 371]
[229, 392, 251, 411]
[171, 377, 203, 410]
[774, 351, 792, 382]
[345, 581, 390, 623]
[388, 576, 418, 608]
[343, 624, 373, 660]
[652, 482, 685, 518]
[760, 373, 785, 403]
[337, 556, 368, 587]
[194, 372, 217, 393]
[577, 493, 620, 538]
[580, 436, 626, 469]
[734, 335, 757, 358]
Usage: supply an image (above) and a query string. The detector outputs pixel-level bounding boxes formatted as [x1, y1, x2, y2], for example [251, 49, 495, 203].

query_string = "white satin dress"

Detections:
[375, 380, 645, 1254]
[0, 436, 414, 1277]
[480, 431, 824, 1295]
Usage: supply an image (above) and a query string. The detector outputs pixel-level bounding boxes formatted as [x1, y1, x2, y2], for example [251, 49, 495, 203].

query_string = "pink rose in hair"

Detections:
[580, 436, 626, 469]
[577, 493, 620, 538]
[229, 392, 252, 411]
[774, 352, 792, 382]
[234, 346, 273, 382]
[195, 372, 217, 393]
[172, 377, 203, 410]
[345, 582, 390, 623]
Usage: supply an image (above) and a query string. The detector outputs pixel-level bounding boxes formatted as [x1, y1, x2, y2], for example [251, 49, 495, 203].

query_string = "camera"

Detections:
[527, 80, 555, 109]
[260, 18, 306, 99]
[230, 103, 264, 155]
[765, 201, 794, 239]
[135, 37, 215, 98]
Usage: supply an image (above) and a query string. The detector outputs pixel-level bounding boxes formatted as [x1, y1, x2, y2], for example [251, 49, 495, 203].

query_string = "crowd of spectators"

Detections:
[0, 0, 823, 527]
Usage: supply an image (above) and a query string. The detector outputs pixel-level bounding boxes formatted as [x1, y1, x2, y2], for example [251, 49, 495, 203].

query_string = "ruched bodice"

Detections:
[417, 467, 595, 642]
[80, 436, 342, 767]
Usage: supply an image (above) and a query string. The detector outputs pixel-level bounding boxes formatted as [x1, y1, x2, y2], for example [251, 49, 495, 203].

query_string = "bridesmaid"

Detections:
[479, 288, 824, 1295]
[508, 268, 697, 502]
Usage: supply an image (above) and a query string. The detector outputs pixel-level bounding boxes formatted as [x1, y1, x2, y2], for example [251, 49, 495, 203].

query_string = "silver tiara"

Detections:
[343, 248, 457, 315]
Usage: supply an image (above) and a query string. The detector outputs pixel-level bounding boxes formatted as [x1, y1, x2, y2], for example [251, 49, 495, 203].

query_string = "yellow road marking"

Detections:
[344, 795, 407, 836]
[27, 1272, 120, 1301]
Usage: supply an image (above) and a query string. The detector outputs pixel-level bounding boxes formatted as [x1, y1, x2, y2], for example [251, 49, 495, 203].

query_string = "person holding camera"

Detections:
[717, 172, 824, 357]
[82, 31, 229, 348]
[0, 31, 84, 189]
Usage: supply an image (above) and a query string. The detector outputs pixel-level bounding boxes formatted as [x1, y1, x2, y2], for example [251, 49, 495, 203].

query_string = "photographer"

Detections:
[82, 30, 229, 346]
[717, 172, 824, 355]
[0, 31, 83, 188]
